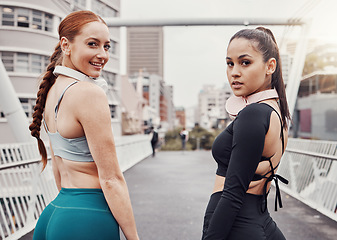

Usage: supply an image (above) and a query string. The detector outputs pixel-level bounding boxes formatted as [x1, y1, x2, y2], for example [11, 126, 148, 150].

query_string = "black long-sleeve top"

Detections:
[203, 103, 279, 240]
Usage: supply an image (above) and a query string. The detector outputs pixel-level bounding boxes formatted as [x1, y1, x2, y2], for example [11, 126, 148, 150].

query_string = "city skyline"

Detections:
[119, 0, 337, 108]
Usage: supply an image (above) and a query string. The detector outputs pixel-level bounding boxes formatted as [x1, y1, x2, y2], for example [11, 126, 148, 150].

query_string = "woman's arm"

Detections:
[203, 105, 269, 240]
[75, 83, 139, 240]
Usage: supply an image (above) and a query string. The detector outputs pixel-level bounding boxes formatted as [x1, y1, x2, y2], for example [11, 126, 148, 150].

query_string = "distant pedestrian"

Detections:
[150, 126, 159, 157]
[29, 10, 139, 240]
[202, 27, 290, 239]
[180, 128, 189, 150]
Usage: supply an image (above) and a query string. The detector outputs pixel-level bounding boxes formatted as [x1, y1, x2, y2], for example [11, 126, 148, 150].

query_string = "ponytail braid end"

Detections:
[37, 137, 48, 171]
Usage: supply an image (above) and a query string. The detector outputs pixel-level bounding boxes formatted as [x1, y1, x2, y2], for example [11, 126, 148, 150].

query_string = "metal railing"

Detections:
[2, 137, 336, 239]
[0, 143, 57, 240]
[278, 138, 337, 221]
[0, 135, 152, 240]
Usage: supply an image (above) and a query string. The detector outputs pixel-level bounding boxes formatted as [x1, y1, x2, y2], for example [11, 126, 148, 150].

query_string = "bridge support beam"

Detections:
[104, 18, 303, 27]
[286, 21, 312, 119]
[0, 60, 33, 143]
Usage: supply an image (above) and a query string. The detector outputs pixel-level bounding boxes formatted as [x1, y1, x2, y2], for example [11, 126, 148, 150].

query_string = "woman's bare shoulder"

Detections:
[65, 81, 109, 117]
[71, 81, 106, 96]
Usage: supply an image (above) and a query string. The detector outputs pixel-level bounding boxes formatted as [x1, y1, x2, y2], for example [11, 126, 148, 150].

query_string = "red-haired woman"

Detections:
[202, 27, 290, 240]
[29, 11, 139, 240]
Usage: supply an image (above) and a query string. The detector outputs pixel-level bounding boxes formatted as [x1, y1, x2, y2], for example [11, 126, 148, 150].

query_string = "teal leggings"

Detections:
[33, 188, 120, 240]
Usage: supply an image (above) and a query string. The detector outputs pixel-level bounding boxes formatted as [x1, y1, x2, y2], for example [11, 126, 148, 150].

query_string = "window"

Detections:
[31, 54, 42, 73]
[2, 7, 14, 26]
[17, 8, 29, 28]
[19, 98, 36, 118]
[20, 98, 29, 117]
[31, 102, 35, 117]
[32, 10, 42, 30]
[44, 13, 53, 32]
[109, 40, 117, 55]
[1, 52, 14, 71]
[16, 53, 29, 72]
[299, 109, 311, 133]
[1, 51, 49, 73]
[44, 56, 50, 70]
[0, 7, 54, 33]
[109, 105, 116, 119]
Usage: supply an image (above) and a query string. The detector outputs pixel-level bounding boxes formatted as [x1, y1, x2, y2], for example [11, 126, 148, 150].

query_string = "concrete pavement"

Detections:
[121, 150, 337, 240]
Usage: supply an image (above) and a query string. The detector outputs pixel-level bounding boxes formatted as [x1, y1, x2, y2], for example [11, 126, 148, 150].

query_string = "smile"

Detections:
[90, 62, 103, 68]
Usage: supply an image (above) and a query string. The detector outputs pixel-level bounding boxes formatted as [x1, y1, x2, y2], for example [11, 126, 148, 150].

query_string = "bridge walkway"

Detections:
[22, 150, 337, 240]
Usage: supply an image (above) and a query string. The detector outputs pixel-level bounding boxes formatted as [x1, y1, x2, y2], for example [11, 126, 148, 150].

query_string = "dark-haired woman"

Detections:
[202, 27, 290, 240]
[29, 11, 139, 240]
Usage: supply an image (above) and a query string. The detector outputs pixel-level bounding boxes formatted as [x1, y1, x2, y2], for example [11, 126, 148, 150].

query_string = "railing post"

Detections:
[279, 138, 337, 222]
[25, 164, 40, 224]
[0, 136, 151, 239]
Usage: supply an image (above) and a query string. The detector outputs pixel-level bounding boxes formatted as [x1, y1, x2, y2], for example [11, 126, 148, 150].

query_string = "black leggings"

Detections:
[202, 192, 286, 240]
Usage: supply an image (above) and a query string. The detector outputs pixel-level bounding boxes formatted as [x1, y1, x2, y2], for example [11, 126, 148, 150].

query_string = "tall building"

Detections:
[198, 84, 232, 130]
[164, 85, 175, 130]
[127, 27, 164, 77]
[0, 0, 121, 143]
[128, 71, 174, 131]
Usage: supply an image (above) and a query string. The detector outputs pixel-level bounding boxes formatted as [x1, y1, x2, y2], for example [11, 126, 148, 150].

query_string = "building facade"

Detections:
[128, 71, 175, 131]
[126, 27, 164, 77]
[126, 26, 175, 131]
[198, 84, 232, 130]
[164, 85, 175, 130]
[120, 75, 143, 135]
[175, 107, 185, 128]
[184, 106, 197, 129]
[294, 70, 337, 141]
[280, 53, 293, 87]
[0, 0, 121, 143]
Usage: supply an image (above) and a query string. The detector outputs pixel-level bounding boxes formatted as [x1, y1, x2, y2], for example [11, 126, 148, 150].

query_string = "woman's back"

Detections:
[44, 76, 103, 189]
[30, 11, 139, 240]
[247, 100, 288, 195]
[202, 26, 290, 240]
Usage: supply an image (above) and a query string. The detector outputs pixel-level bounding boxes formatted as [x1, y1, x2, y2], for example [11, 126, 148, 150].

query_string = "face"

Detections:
[226, 38, 275, 97]
[61, 21, 110, 78]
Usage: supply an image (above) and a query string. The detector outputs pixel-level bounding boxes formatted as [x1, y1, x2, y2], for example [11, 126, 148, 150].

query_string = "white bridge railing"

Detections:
[278, 138, 337, 222]
[0, 135, 152, 240]
[1, 137, 336, 239]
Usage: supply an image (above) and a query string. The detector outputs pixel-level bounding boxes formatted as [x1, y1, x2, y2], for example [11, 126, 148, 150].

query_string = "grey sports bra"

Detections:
[44, 81, 94, 162]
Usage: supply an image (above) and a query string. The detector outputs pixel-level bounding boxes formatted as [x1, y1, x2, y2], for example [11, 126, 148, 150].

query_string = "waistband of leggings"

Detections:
[52, 188, 109, 211]
[60, 188, 103, 194]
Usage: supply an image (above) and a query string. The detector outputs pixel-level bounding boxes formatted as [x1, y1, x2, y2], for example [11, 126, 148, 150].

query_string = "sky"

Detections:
[119, 0, 337, 108]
